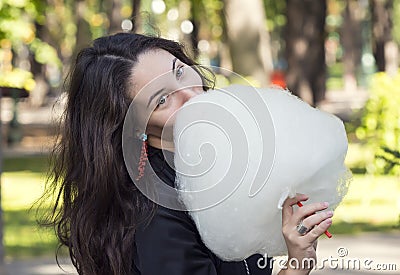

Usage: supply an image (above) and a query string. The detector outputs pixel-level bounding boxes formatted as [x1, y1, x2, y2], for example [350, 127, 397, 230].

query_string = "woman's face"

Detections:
[131, 49, 203, 149]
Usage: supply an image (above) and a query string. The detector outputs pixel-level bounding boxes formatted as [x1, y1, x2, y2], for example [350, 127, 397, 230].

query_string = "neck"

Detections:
[147, 135, 175, 152]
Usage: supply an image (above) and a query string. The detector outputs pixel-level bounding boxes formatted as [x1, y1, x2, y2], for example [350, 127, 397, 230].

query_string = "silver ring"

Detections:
[296, 221, 309, 235]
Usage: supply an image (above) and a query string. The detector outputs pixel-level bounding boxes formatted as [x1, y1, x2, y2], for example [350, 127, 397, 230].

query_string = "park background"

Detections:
[0, 0, 399, 274]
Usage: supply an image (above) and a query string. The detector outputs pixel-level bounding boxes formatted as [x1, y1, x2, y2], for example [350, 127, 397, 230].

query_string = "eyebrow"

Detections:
[147, 88, 165, 108]
[172, 57, 178, 75]
[146, 58, 178, 108]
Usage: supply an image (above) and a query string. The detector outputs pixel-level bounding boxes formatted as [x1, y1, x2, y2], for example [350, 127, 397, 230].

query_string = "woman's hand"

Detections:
[279, 193, 333, 274]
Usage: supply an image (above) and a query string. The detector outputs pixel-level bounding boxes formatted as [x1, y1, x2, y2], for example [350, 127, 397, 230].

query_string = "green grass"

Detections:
[331, 174, 400, 234]
[2, 155, 50, 173]
[337, 143, 400, 231]
[330, 222, 398, 235]
[1, 154, 399, 259]
[3, 209, 58, 259]
[1, 155, 59, 259]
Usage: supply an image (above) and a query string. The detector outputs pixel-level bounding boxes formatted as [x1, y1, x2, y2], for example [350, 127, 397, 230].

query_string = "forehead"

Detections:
[132, 49, 175, 95]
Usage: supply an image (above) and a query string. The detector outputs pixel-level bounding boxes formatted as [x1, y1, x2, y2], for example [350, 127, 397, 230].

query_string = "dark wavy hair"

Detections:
[39, 33, 214, 275]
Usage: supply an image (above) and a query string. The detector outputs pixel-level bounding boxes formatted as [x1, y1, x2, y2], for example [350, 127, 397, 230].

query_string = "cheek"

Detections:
[148, 113, 163, 129]
[148, 108, 177, 129]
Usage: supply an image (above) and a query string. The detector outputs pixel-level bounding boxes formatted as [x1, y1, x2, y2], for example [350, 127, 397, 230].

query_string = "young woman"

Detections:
[43, 32, 333, 275]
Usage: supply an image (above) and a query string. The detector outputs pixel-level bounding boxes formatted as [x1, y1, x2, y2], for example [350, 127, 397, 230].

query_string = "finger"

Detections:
[283, 193, 309, 208]
[304, 218, 333, 243]
[294, 202, 329, 223]
[282, 193, 309, 224]
[302, 210, 333, 229]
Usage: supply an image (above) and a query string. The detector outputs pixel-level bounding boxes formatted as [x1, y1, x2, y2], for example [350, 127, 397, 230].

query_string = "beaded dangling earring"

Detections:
[136, 133, 148, 181]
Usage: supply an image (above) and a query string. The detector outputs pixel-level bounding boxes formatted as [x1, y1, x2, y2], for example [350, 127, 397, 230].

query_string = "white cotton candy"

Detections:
[173, 85, 351, 261]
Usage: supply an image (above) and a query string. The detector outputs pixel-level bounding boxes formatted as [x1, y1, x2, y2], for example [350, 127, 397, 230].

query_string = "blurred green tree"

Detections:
[263, 0, 286, 68]
[356, 72, 400, 175]
[0, 0, 68, 266]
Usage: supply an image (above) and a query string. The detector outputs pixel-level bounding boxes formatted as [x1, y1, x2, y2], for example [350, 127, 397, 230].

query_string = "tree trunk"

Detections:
[105, 0, 123, 34]
[72, 0, 92, 62]
[285, 0, 327, 105]
[371, 0, 393, 72]
[189, 1, 201, 59]
[222, 0, 273, 87]
[131, 0, 142, 32]
[340, 0, 363, 92]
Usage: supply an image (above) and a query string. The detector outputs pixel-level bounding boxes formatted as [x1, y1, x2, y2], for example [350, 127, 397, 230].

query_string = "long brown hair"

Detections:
[39, 33, 214, 275]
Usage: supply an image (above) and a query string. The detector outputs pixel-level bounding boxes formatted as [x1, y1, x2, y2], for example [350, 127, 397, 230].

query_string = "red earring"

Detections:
[136, 133, 148, 181]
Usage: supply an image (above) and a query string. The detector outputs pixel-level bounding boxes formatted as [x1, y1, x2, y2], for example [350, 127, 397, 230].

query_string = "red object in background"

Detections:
[270, 70, 286, 89]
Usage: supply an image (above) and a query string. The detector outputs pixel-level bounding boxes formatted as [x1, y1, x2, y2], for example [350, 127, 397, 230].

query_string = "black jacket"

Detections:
[133, 146, 273, 275]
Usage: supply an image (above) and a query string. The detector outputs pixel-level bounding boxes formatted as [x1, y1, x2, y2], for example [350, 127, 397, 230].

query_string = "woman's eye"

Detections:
[157, 94, 168, 106]
[176, 66, 184, 80]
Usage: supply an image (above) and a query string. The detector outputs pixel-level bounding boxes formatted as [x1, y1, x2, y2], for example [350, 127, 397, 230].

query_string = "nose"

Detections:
[177, 87, 203, 104]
